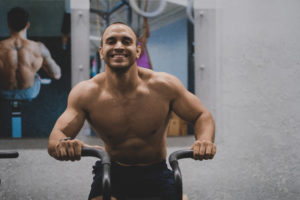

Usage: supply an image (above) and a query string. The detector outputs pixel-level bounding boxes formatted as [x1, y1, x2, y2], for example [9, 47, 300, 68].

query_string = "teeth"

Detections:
[111, 54, 128, 57]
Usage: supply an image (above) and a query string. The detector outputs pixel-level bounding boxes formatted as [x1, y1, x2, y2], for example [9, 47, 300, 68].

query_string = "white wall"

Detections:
[194, 0, 300, 199]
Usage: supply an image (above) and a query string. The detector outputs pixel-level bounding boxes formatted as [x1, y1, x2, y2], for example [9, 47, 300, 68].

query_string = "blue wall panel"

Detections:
[148, 18, 188, 88]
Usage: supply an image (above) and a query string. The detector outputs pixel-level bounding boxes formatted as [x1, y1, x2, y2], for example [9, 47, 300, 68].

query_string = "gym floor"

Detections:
[0, 135, 209, 200]
[2, 134, 298, 200]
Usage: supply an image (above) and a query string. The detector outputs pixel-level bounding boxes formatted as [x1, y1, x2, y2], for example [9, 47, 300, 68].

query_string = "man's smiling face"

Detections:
[99, 23, 141, 72]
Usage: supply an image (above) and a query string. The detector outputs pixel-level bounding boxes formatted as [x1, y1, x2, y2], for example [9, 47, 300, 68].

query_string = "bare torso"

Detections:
[48, 23, 216, 170]
[0, 36, 44, 89]
[82, 68, 172, 165]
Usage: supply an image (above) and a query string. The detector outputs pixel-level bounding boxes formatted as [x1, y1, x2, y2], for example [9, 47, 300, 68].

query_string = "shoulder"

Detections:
[69, 74, 105, 102]
[16, 38, 38, 49]
[15, 40, 47, 56]
[0, 38, 12, 50]
[70, 78, 100, 98]
[150, 70, 184, 91]
[0, 39, 14, 57]
[68, 79, 98, 108]
[15, 39, 41, 55]
[33, 41, 49, 56]
[35, 41, 45, 48]
[139, 68, 179, 84]
[139, 68, 185, 98]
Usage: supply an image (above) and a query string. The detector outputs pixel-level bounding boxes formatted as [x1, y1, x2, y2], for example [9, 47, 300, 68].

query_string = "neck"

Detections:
[105, 64, 140, 95]
[10, 29, 27, 39]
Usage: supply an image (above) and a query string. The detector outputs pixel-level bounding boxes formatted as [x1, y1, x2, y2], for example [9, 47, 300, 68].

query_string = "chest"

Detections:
[86, 90, 170, 135]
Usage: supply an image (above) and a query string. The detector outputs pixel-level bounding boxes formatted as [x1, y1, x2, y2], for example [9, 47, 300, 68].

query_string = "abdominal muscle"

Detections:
[104, 134, 167, 166]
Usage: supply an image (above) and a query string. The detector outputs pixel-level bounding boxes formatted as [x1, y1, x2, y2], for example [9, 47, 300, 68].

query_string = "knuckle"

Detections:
[73, 142, 79, 147]
[66, 142, 71, 148]
[60, 141, 68, 148]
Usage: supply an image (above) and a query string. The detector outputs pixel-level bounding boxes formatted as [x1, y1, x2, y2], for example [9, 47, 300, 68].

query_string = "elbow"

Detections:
[204, 111, 215, 126]
[54, 73, 61, 80]
[194, 110, 215, 125]
[47, 139, 56, 158]
[206, 111, 215, 123]
[54, 68, 62, 80]
[47, 147, 53, 157]
[47, 143, 54, 157]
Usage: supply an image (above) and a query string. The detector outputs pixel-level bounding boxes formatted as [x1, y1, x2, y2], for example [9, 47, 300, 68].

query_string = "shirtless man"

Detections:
[48, 22, 216, 200]
[0, 7, 61, 100]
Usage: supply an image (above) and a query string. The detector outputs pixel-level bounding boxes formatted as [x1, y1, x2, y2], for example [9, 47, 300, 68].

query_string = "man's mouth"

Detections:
[110, 54, 129, 58]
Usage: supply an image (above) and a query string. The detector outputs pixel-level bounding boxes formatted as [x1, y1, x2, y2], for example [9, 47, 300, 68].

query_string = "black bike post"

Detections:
[81, 147, 111, 200]
[169, 150, 194, 200]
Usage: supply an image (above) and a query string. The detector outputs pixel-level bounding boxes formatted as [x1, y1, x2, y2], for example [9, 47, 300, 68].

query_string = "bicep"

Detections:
[52, 86, 87, 138]
[38, 42, 51, 58]
[53, 106, 86, 138]
[170, 81, 208, 124]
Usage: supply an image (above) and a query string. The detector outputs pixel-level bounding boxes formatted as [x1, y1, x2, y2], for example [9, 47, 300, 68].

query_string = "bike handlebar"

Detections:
[81, 146, 110, 165]
[169, 149, 194, 200]
[0, 151, 19, 159]
[81, 146, 111, 200]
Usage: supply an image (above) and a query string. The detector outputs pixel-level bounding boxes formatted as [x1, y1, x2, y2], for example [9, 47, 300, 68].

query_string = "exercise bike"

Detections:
[81, 146, 194, 200]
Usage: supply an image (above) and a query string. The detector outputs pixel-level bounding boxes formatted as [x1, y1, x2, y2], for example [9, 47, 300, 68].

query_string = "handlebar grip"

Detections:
[81, 146, 111, 200]
[0, 151, 19, 159]
[81, 146, 110, 164]
[169, 149, 194, 164]
[168, 150, 194, 200]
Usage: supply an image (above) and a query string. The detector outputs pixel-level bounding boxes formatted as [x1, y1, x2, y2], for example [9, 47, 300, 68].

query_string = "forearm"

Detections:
[39, 42, 61, 79]
[48, 129, 69, 157]
[194, 111, 215, 142]
[84, 144, 105, 151]
[48, 129, 105, 160]
[44, 58, 61, 79]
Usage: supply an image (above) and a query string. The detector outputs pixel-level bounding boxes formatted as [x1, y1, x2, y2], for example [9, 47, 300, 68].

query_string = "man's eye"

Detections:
[123, 40, 131, 45]
[106, 40, 115, 45]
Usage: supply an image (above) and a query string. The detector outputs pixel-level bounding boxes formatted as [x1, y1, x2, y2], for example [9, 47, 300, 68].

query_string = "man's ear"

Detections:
[99, 47, 104, 60]
[136, 44, 142, 59]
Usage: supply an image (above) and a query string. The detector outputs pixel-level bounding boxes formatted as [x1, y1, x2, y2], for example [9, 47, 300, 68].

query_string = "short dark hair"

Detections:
[100, 22, 138, 47]
[7, 7, 29, 32]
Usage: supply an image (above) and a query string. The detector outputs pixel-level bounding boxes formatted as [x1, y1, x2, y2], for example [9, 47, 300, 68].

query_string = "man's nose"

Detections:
[114, 41, 124, 50]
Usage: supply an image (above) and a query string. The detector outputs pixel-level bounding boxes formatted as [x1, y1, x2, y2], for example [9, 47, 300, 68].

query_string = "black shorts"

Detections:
[88, 160, 177, 200]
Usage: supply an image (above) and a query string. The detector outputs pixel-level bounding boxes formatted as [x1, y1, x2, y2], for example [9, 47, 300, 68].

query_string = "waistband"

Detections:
[111, 160, 168, 171]
[0, 74, 41, 101]
[93, 160, 169, 176]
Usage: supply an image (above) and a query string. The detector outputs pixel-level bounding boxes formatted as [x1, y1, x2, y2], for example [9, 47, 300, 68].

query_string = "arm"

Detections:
[48, 82, 103, 161]
[168, 74, 216, 160]
[38, 42, 61, 79]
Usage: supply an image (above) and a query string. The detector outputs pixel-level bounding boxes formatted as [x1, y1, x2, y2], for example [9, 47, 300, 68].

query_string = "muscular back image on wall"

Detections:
[0, 0, 71, 138]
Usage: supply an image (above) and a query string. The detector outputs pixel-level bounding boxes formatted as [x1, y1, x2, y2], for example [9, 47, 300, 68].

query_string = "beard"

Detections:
[104, 50, 136, 73]
[108, 64, 131, 73]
